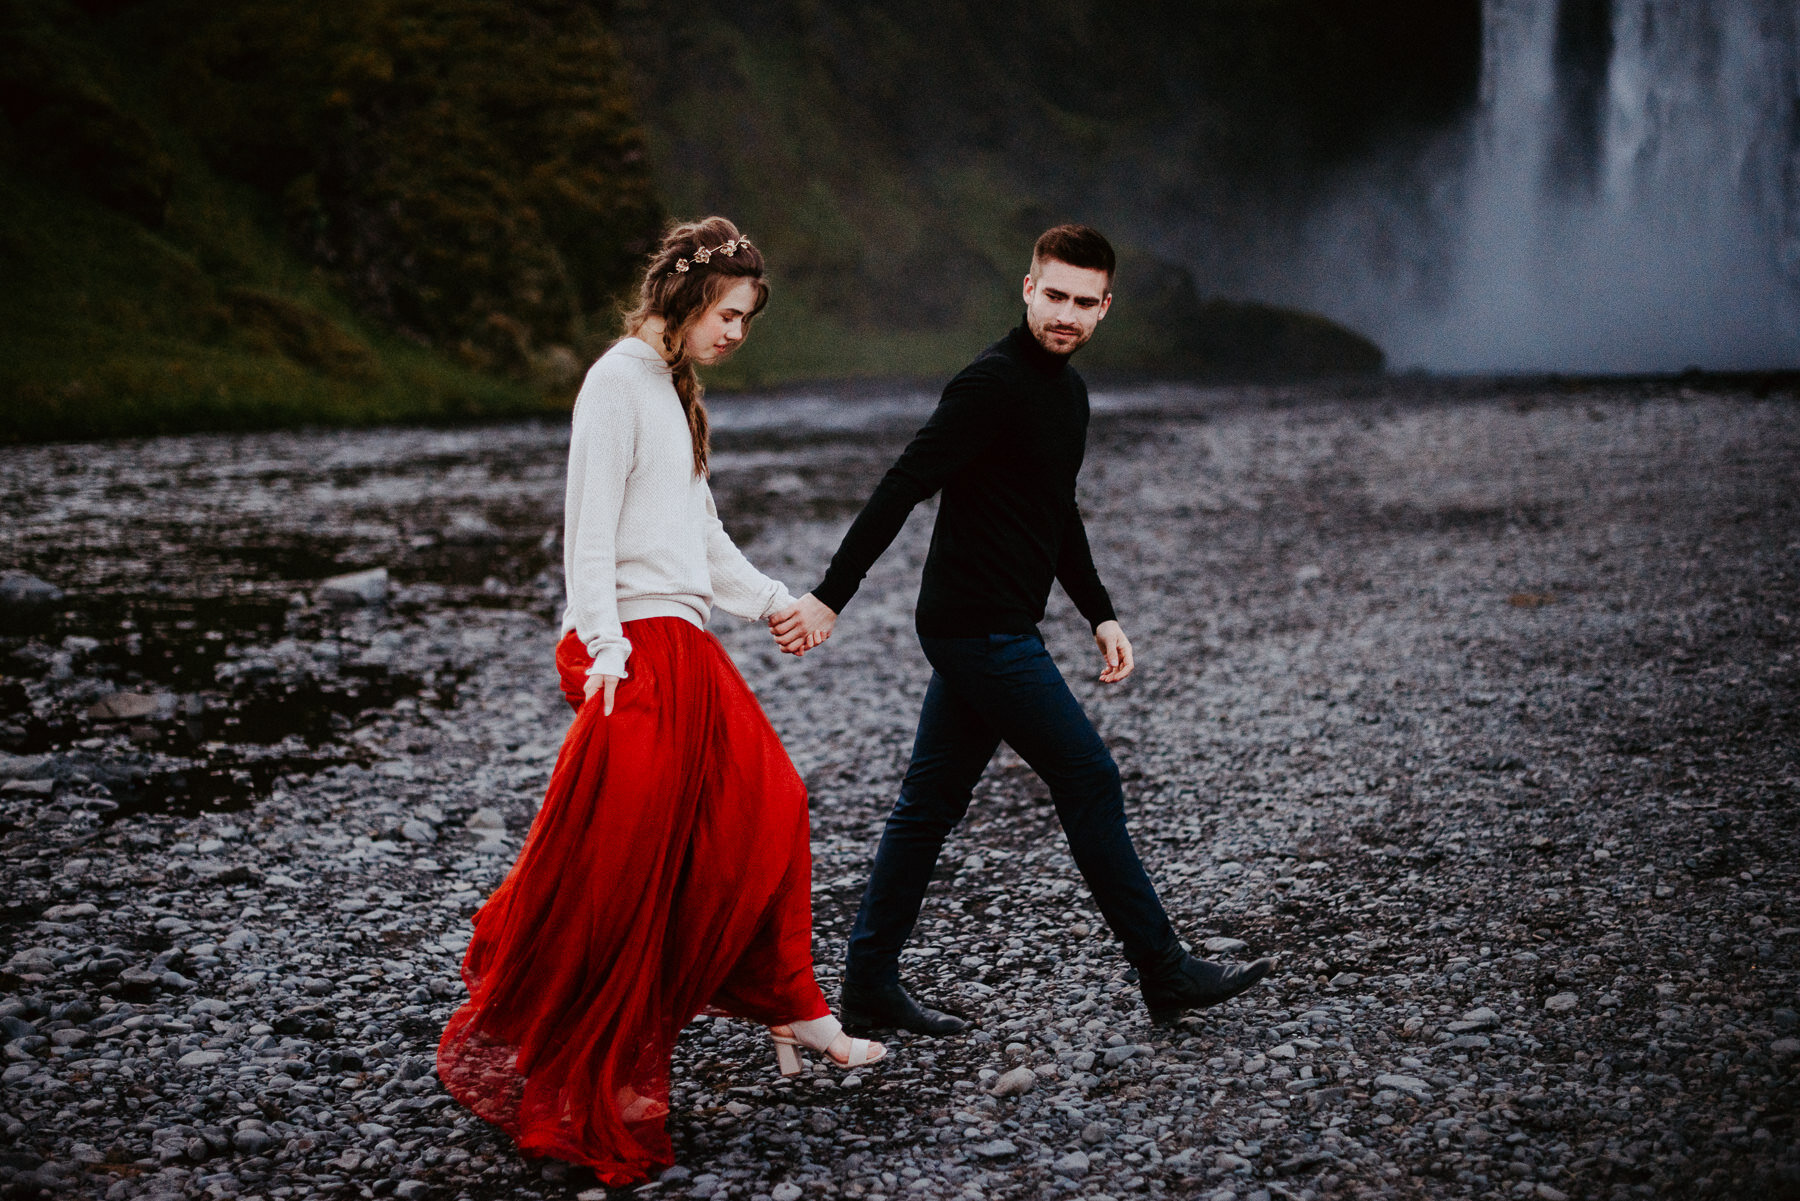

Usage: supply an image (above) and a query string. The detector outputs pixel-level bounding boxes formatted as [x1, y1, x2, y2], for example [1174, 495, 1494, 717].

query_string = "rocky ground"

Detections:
[0, 379, 1796, 1201]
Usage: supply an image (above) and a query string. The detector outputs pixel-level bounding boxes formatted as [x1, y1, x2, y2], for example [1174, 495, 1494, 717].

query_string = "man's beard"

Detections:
[1027, 314, 1090, 357]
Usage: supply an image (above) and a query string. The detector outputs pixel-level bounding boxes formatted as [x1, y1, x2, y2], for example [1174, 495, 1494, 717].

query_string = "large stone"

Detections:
[1373, 1073, 1432, 1099]
[1053, 1150, 1090, 1177]
[177, 1050, 225, 1067]
[87, 692, 162, 721]
[1544, 992, 1578, 1013]
[1102, 1044, 1148, 1068]
[443, 511, 504, 544]
[971, 1138, 1018, 1158]
[989, 1066, 1037, 1097]
[0, 753, 52, 781]
[6, 948, 58, 974]
[1447, 1006, 1501, 1033]
[0, 572, 63, 614]
[319, 568, 389, 606]
[1203, 936, 1250, 954]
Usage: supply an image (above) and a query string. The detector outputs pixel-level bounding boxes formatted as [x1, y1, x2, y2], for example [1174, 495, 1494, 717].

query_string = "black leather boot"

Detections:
[840, 977, 968, 1037]
[1140, 953, 1275, 1026]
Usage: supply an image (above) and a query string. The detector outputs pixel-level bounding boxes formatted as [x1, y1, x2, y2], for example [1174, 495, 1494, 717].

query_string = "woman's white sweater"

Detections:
[561, 337, 793, 679]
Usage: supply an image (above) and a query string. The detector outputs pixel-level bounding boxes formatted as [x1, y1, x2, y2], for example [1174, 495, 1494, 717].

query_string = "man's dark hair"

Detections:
[1031, 224, 1116, 288]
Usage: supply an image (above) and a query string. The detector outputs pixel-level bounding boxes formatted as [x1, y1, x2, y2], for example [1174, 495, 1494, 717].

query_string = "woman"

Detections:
[438, 217, 883, 1186]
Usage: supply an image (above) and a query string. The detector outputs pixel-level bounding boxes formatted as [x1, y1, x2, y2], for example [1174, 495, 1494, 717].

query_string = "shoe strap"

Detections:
[787, 1014, 843, 1051]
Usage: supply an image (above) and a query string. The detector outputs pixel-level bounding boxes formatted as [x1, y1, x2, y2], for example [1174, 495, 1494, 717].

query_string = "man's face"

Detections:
[1023, 258, 1112, 357]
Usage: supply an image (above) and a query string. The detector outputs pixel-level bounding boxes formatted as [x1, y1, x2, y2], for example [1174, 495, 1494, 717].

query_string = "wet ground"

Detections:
[0, 377, 1796, 1201]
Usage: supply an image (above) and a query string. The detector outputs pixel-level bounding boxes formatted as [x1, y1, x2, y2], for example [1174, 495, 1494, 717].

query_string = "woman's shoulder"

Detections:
[574, 339, 668, 420]
[587, 338, 666, 385]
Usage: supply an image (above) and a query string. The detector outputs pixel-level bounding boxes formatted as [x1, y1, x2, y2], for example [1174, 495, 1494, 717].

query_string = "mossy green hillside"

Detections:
[0, 0, 658, 443]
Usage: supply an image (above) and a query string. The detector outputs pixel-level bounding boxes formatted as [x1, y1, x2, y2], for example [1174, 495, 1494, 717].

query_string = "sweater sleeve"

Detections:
[701, 483, 795, 621]
[1055, 500, 1117, 630]
[566, 376, 637, 680]
[812, 364, 1007, 613]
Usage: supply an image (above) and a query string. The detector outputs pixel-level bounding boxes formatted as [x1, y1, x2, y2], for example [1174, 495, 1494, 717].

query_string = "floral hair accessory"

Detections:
[667, 237, 751, 276]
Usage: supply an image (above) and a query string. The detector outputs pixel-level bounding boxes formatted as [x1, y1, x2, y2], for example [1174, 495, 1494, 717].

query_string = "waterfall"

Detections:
[1314, 0, 1800, 373]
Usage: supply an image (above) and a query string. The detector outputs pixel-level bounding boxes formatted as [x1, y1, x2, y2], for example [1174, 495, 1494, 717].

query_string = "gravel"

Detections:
[0, 378, 1796, 1200]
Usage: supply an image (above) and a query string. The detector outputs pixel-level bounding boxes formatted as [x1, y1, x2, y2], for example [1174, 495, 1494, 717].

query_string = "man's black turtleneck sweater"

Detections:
[813, 323, 1116, 636]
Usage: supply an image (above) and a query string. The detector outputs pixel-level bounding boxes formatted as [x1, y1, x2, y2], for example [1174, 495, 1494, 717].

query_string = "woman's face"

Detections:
[684, 278, 761, 365]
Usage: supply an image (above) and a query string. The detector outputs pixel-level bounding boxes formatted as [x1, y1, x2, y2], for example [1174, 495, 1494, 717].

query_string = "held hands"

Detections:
[769, 593, 837, 657]
[583, 672, 620, 715]
[1095, 620, 1135, 684]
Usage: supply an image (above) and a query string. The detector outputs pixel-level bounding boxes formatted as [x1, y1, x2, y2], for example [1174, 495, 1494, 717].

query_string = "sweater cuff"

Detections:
[760, 584, 797, 621]
[586, 643, 630, 680]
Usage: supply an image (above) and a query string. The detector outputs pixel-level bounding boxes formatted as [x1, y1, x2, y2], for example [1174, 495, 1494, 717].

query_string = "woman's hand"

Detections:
[584, 672, 621, 715]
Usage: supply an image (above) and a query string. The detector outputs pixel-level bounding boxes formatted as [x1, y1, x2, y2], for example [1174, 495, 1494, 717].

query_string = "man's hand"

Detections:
[1095, 620, 1134, 684]
[769, 593, 837, 656]
[583, 672, 620, 715]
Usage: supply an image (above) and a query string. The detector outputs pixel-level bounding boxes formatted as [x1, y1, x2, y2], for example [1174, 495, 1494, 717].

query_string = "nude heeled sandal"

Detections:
[768, 1016, 886, 1077]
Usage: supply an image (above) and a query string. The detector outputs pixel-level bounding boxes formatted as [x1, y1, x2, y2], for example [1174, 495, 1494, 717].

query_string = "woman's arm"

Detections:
[565, 377, 637, 681]
[702, 484, 795, 621]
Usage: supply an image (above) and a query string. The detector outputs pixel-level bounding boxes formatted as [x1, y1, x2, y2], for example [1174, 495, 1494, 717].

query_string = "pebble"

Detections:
[0, 390, 1790, 1201]
[1543, 992, 1578, 1012]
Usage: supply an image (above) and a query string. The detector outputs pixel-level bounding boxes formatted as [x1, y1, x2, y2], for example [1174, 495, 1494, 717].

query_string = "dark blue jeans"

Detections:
[844, 631, 1182, 987]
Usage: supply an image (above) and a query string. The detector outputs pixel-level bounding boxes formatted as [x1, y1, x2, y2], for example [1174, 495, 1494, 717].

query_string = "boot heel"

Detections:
[770, 1033, 805, 1077]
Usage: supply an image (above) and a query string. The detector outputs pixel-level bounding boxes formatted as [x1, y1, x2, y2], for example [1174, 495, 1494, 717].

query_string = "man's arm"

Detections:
[1054, 500, 1117, 631]
[800, 365, 1008, 610]
[772, 368, 1006, 654]
[1056, 501, 1134, 683]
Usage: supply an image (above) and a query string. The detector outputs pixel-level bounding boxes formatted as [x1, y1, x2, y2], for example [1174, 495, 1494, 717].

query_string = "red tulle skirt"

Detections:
[438, 617, 829, 1184]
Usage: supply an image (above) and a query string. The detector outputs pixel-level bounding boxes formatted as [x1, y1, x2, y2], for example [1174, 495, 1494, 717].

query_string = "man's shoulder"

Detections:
[947, 333, 1027, 391]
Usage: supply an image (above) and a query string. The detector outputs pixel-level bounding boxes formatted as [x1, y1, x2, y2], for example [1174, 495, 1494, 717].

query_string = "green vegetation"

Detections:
[0, 0, 657, 442]
[3, 0, 1472, 441]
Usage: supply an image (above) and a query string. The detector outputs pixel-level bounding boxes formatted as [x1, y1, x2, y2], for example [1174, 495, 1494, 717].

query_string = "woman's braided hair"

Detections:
[620, 217, 768, 477]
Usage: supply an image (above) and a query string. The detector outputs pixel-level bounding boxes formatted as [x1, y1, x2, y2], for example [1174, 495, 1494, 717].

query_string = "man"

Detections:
[771, 225, 1273, 1035]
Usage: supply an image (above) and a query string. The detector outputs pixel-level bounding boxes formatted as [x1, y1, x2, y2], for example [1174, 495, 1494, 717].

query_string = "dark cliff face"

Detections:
[600, 0, 1476, 380]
